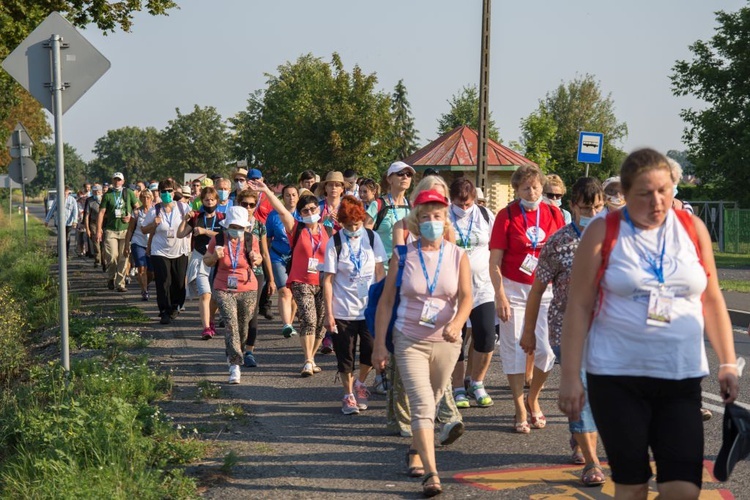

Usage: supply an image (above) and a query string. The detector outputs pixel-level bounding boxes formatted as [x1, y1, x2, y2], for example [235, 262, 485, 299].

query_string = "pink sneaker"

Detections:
[354, 381, 370, 410]
[201, 327, 214, 340]
[341, 394, 360, 415]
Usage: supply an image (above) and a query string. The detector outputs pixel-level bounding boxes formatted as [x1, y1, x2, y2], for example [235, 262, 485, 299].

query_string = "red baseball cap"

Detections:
[414, 189, 449, 206]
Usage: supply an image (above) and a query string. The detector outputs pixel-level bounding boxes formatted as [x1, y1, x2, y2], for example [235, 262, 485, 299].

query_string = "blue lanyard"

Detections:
[569, 221, 582, 238]
[623, 208, 667, 284]
[520, 204, 541, 250]
[417, 239, 444, 296]
[227, 236, 242, 272]
[307, 227, 322, 255]
[203, 213, 216, 231]
[388, 194, 406, 222]
[164, 206, 174, 228]
[345, 235, 362, 275]
[451, 207, 474, 248]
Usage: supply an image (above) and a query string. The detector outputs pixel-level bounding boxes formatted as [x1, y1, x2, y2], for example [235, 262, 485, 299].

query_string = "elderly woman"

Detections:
[559, 148, 739, 499]
[203, 206, 261, 384]
[322, 195, 386, 414]
[489, 165, 565, 433]
[250, 178, 330, 376]
[373, 189, 472, 497]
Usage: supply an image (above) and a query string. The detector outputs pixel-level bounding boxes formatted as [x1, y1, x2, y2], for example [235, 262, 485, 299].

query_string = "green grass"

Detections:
[196, 379, 221, 400]
[719, 280, 750, 293]
[109, 305, 150, 324]
[714, 252, 750, 269]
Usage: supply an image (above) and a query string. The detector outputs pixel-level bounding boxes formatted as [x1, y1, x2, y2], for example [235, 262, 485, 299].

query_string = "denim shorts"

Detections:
[271, 260, 289, 289]
[131, 243, 152, 270]
[553, 345, 597, 434]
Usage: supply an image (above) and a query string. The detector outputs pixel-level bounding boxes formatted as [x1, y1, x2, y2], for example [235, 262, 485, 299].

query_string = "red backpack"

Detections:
[594, 209, 707, 316]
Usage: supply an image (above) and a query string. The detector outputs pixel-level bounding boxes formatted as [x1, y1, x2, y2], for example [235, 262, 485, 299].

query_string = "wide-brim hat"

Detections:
[714, 402, 750, 481]
[219, 206, 252, 228]
[317, 171, 351, 195]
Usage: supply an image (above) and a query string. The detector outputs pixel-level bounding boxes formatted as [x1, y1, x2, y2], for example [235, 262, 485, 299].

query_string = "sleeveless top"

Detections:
[586, 210, 708, 379]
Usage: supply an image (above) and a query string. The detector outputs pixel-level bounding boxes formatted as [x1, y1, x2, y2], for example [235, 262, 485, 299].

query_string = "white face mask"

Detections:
[547, 197, 562, 208]
[302, 213, 320, 224]
[451, 204, 471, 218]
[520, 197, 542, 211]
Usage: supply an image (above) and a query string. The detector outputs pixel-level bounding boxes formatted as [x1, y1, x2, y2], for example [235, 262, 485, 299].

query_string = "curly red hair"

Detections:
[337, 195, 366, 224]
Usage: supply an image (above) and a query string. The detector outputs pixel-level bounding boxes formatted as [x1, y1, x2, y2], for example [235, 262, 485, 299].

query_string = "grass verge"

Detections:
[719, 280, 750, 293]
[715, 252, 750, 269]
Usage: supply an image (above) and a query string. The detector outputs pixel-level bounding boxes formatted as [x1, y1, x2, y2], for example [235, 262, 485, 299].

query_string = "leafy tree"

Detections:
[437, 84, 499, 141]
[28, 142, 88, 195]
[89, 126, 161, 183]
[516, 74, 628, 185]
[389, 79, 419, 160]
[671, 4, 750, 206]
[0, 0, 178, 166]
[666, 150, 695, 177]
[231, 53, 394, 183]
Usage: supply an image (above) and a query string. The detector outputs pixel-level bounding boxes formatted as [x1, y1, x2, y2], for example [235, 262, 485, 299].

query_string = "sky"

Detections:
[48, 0, 747, 163]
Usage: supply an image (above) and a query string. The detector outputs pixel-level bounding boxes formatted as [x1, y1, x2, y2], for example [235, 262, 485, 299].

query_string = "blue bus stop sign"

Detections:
[577, 132, 604, 164]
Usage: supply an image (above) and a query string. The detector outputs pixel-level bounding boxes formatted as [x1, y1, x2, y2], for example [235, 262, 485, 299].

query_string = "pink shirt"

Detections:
[394, 240, 464, 342]
[207, 235, 258, 293]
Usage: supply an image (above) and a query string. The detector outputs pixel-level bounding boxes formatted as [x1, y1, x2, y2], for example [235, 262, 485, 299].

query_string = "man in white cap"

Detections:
[96, 172, 140, 292]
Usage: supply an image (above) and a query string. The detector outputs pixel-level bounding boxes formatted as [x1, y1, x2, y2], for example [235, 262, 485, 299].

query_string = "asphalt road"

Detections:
[30, 202, 750, 498]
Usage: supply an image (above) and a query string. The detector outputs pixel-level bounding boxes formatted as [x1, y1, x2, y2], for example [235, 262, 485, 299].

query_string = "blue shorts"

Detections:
[553, 345, 597, 434]
[131, 243, 152, 271]
[272, 260, 289, 289]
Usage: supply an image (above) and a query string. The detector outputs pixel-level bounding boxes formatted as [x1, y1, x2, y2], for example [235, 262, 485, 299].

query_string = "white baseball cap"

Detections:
[386, 161, 415, 176]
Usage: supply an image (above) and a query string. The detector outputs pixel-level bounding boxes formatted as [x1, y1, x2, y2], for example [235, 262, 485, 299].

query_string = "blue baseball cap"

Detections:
[248, 168, 263, 180]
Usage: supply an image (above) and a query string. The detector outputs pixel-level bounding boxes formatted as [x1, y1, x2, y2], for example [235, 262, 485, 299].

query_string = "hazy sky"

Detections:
[51, 0, 746, 164]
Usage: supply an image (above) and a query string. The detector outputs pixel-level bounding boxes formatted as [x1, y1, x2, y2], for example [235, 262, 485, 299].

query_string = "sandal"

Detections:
[422, 471, 442, 497]
[514, 421, 531, 434]
[580, 463, 606, 487]
[570, 436, 585, 465]
[524, 396, 546, 429]
[406, 449, 425, 478]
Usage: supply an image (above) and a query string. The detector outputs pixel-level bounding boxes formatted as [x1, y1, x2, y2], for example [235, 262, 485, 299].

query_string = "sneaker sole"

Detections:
[440, 422, 465, 446]
[477, 400, 494, 408]
[341, 408, 360, 415]
[228, 379, 240, 384]
[456, 402, 470, 409]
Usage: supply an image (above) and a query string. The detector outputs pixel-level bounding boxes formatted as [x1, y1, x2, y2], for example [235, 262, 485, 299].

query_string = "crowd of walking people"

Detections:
[45, 149, 741, 499]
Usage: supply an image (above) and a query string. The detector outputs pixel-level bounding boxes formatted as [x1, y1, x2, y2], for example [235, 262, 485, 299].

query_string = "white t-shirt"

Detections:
[322, 230, 387, 321]
[449, 204, 495, 308]
[143, 202, 191, 259]
[586, 210, 708, 379]
[130, 207, 150, 248]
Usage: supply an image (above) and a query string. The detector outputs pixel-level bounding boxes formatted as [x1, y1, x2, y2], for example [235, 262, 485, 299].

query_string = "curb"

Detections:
[729, 309, 750, 330]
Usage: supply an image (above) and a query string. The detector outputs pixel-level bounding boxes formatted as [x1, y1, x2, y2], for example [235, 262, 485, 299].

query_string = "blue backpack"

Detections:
[365, 244, 407, 353]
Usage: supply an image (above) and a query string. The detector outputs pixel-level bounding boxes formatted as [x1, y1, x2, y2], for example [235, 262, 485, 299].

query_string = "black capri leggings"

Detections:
[459, 301, 496, 361]
[586, 374, 704, 488]
[332, 319, 373, 373]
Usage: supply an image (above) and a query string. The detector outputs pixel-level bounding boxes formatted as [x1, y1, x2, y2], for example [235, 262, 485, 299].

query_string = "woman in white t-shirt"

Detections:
[322, 195, 386, 415]
[125, 189, 155, 301]
[141, 179, 192, 325]
[559, 148, 739, 499]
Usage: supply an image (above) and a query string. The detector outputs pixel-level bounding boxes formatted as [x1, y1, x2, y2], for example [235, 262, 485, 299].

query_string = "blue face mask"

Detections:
[578, 216, 593, 228]
[419, 221, 444, 241]
[342, 227, 362, 239]
[673, 185, 679, 197]
[218, 189, 230, 202]
[227, 228, 243, 239]
[160, 192, 173, 204]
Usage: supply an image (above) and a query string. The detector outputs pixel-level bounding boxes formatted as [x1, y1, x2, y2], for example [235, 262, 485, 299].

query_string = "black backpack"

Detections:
[373, 195, 411, 231]
[286, 223, 333, 274]
[332, 229, 375, 261]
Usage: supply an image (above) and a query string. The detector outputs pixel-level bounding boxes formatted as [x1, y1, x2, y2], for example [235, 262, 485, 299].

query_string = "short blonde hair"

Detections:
[544, 174, 566, 195]
[405, 202, 450, 238]
[511, 165, 546, 190]
[410, 175, 449, 203]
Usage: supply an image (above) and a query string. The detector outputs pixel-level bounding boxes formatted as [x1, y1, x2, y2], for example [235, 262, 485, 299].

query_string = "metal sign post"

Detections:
[2, 12, 111, 372]
[8, 124, 36, 243]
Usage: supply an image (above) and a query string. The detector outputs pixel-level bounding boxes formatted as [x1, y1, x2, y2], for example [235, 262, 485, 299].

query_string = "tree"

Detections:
[516, 74, 628, 185]
[671, 4, 750, 206]
[90, 126, 161, 183]
[157, 105, 231, 178]
[230, 53, 393, 182]
[28, 142, 88, 195]
[666, 150, 695, 177]
[389, 79, 419, 160]
[0, 1, 178, 167]
[436, 84, 499, 141]
[0, 87, 52, 168]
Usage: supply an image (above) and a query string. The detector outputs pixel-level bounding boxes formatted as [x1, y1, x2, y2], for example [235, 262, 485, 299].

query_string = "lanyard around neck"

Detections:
[623, 208, 667, 284]
[520, 204, 541, 250]
[345, 234, 362, 275]
[417, 238, 444, 296]
[451, 207, 474, 248]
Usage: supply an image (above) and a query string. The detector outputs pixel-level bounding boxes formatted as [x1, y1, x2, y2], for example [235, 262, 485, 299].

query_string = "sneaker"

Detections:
[320, 335, 334, 355]
[300, 362, 314, 378]
[341, 394, 360, 415]
[169, 308, 179, 320]
[141, 290, 149, 302]
[282, 324, 294, 338]
[454, 389, 470, 409]
[468, 382, 494, 407]
[438, 420, 465, 446]
[243, 351, 257, 368]
[159, 312, 171, 325]
[354, 381, 370, 410]
[125, 276, 131, 285]
[374, 373, 388, 395]
[107, 279, 115, 290]
[116, 286, 127, 293]
[228, 365, 241, 384]
[201, 327, 214, 340]
[311, 362, 322, 374]
[209, 321, 216, 331]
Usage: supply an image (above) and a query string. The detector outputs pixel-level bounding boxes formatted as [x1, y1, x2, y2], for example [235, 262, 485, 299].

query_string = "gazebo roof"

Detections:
[403, 125, 537, 171]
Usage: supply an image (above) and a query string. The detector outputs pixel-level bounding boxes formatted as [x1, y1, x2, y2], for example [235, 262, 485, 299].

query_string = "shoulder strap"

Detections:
[478, 205, 490, 223]
[366, 228, 375, 249]
[155, 203, 161, 217]
[334, 232, 343, 259]
[286, 222, 307, 269]
[597, 210, 622, 284]
[244, 229, 254, 263]
[395, 244, 408, 287]
[373, 196, 390, 231]
[215, 231, 225, 247]
[673, 209, 704, 271]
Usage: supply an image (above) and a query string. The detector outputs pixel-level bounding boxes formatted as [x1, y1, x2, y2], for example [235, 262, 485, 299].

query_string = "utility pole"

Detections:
[476, 0, 491, 201]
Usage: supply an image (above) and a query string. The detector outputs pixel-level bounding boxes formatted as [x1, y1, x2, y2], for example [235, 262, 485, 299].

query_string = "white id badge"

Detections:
[519, 254, 539, 276]
[114, 209, 123, 218]
[167, 228, 176, 239]
[307, 257, 319, 274]
[226, 275, 238, 290]
[646, 288, 674, 327]
[419, 300, 440, 327]
[356, 279, 369, 299]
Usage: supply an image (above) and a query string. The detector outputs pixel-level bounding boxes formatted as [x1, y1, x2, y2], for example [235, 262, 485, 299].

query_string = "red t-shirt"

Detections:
[207, 234, 259, 292]
[254, 192, 274, 225]
[489, 200, 564, 284]
[286, 222, 330, 287]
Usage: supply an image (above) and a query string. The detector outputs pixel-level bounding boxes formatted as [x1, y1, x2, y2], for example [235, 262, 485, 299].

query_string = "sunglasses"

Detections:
[234, 178, 246, 182]
[545, 192, 563, 200]
[395, 171, 413, 178]
[161, 189, 174, 193]
[300, 206, 318, 215]
[240, 201, 257, 209]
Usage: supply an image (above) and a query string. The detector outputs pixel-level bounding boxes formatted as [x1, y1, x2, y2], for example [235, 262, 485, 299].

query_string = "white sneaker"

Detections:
[300, 362, 314, 378]
[438, 420, 465, 446]
[228, 364, 241, 384]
